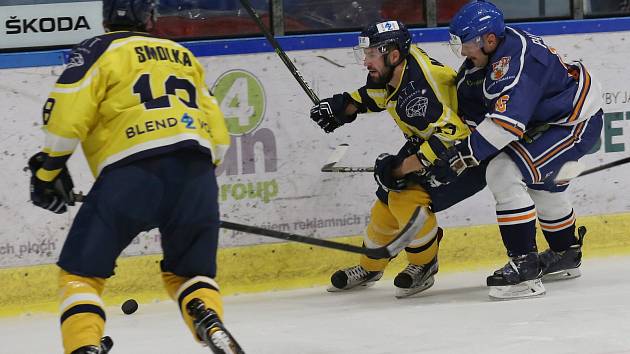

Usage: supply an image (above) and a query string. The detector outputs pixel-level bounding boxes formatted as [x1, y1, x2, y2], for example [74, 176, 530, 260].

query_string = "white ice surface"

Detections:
[2, 256, 630, 354]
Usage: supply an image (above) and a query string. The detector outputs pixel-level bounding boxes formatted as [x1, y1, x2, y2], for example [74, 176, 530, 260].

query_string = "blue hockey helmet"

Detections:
[354, 20, 411, 65]
[449, 1, 505, 43]
[103, 0, 156, 29]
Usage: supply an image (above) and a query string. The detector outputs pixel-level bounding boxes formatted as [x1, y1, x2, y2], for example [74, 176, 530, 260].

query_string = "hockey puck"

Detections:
[121, 299, 138, 315]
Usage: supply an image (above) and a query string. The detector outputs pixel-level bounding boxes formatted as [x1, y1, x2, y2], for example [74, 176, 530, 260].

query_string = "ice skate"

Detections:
[394, 257, 438, 298]
[487, 252, 545, 300]
[327, 265, 383, 292]
[70, 336, 113, 354]
[540, 226, 586, 281]
[186, 298, 244, 354]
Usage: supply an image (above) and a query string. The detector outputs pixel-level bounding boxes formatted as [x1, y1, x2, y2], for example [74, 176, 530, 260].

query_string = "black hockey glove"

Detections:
[28, 152, 75, 214]
[309, 93, 357, 133]
[373, 153, 407, 192]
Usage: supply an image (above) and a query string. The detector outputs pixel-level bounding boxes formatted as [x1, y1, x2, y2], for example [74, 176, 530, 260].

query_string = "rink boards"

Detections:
[1, 18, 630, 315]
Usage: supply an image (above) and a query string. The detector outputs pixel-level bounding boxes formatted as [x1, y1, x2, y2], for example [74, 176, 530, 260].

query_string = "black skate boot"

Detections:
[539, 226, 586, 281]
[327, 265, 383, 292]
[393, 257, 439, 298]
[71, 336, 113, 354]
[487, 252, 545, 300]
[186, 298, 244, 354]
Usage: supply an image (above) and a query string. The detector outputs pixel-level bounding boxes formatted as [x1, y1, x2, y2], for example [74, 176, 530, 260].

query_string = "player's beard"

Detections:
[370, 65, 394, 85]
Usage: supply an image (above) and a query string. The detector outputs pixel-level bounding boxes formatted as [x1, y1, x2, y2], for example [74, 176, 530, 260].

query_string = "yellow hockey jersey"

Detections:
[37, 31, 229, 182]
[349, 45, 470, 163]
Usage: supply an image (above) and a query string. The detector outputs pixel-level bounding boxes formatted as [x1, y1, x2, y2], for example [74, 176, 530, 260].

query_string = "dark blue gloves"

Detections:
[28, 152, 75, 214]
[310, 93, 357, 133]
[374, 153, 407, 192]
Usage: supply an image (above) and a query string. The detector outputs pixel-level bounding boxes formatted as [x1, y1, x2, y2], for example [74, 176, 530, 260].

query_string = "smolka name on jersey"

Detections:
[134, 45, 192, 66]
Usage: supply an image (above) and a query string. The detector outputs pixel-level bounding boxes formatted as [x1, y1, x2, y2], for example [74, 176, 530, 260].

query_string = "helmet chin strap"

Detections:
[380, 51, 405, 85]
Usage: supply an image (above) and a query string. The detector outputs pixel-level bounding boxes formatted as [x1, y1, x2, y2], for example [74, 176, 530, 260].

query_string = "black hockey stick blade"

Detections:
[221, 206, 426, 258]
[322, 166, 374, 173]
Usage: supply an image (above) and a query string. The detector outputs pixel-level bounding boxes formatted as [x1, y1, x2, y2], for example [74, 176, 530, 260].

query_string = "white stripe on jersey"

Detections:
[488, 113, 526, 132]
[44, 130, 80, 154]
[51, 68, 99, 94]
[475, 116, 518, 150]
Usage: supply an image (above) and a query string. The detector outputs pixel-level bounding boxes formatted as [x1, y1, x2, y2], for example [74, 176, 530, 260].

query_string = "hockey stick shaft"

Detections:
[72, 193, 421, 258]
[220, 221, 369, 255]
[322, 166, 374, 173]
[238, 0, 320, 104]
[577, 156, 630, 178]
[322, 158, 630, 175]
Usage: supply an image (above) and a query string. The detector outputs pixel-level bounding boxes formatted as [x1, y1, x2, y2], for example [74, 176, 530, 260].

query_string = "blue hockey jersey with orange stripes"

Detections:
[461, 26, 603, 162]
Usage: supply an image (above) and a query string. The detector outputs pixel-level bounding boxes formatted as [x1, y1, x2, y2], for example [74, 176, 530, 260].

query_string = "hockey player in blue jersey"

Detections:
[433, 0, 604, 299]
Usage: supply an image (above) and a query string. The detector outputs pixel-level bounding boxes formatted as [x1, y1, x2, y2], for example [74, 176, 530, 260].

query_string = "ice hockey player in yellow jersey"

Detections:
[27, 0, 243, 353]
[310, 20, 485, 298]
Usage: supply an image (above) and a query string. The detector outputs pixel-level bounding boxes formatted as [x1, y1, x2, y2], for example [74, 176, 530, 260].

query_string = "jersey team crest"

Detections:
[491, 56, 511, 80]
[405, 96, 429, 118]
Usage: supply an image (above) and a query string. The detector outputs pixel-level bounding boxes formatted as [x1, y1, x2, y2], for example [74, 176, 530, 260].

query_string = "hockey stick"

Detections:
[72, 193, 425, 258]
[576, 156, 630, 178]
[321, 143, 374, 173]
[238, 0, 320, 104]
[554, 156, 630, 183]
[222, 206, 425, 258]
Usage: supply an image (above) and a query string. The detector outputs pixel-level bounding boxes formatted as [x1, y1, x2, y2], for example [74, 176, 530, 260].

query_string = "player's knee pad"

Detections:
[165, 274, 223, 341]
[486, 153, 531, 210]
[58, 269, 106, 354]
[405, 222, 440, 265]
[528, 189, 572, 220]
[528, 189, 576, 239]
[364, 200, 399, 247]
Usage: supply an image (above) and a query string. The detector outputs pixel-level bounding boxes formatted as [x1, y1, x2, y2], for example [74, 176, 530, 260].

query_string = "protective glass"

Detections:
[449, 34, 483, 58]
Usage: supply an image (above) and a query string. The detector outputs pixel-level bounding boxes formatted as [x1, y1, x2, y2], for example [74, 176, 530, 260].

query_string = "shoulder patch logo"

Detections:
[66, 52, 85, 69]
[405, 96, 428, 118]
[495, 95, 510, 113]
[491, 56, 511, 81]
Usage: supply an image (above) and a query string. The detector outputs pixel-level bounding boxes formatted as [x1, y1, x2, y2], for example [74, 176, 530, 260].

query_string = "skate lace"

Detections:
[210, 328, 238, 354]
[402, 263, 426, 277]
[345, 265, 370, 281]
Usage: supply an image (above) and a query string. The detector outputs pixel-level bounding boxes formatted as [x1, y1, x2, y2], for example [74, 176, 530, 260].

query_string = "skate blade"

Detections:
[395, 276, 435, 299]
[488, 278, 546, 300]
[542, 268, 581, 282]
[326, 280, 378, 292]
[209, 328, 242, 354]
